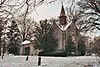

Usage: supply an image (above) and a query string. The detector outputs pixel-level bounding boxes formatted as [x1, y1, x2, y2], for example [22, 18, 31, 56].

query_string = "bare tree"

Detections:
[16, 18, 35, 42]
[78, 0, 100, 31]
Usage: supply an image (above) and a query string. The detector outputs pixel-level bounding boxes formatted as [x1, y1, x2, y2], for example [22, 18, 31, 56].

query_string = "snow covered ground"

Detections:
[0, 55, 100, 67]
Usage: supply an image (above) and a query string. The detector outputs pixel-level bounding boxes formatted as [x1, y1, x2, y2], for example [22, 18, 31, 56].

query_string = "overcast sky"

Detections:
[32, 0, 80, 22]
[32, 1, 61, 22]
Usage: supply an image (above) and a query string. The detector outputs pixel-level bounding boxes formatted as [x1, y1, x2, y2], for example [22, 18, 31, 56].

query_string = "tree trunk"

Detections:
[3, 41, 5, 56]
[0, 32, 1, 56]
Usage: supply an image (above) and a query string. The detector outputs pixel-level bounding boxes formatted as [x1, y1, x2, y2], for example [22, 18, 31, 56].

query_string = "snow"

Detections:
[21, 40, 30, 45]
[55, 21, 72, 31]
[0, 55, 100, 67]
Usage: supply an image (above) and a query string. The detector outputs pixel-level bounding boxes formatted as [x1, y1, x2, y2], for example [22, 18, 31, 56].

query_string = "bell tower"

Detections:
[59, 5, 67, 25]
[59, 4, 67, 50]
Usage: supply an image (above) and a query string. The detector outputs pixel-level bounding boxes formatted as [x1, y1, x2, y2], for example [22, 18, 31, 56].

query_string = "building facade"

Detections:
[51, 5, 80, 51]
[19, 5, 81, 55]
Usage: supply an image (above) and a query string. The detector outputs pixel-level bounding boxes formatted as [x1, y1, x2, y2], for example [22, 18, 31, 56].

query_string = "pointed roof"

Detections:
[59, 5, 66, 18]
[59, 4, 67, 25]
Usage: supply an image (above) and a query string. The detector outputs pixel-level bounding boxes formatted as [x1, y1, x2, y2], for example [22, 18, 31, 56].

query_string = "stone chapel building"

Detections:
[51, 5, 80, 51]
[19, 5, 81, 55]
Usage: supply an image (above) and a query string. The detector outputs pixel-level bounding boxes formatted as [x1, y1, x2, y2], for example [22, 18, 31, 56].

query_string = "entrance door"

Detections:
[25, 47, 30, 55]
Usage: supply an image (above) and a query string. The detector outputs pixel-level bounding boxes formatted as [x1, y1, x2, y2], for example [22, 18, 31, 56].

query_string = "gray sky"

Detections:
[32, 0, 80, 22]
[32, 1, 61, 22]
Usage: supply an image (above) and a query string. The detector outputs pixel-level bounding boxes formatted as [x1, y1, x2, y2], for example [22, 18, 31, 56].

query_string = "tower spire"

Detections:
[59, 4, 67, 25]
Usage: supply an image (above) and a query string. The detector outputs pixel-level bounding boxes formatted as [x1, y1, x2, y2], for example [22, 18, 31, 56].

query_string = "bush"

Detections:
[39, 50, 67, 57]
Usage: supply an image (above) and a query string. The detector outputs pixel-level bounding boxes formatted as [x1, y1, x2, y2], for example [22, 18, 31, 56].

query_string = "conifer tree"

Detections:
[34, 19, 58, 52]
[78, 37, 86, 56]
[7, 21, 20, 55]
[65, 34, 76, 56]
